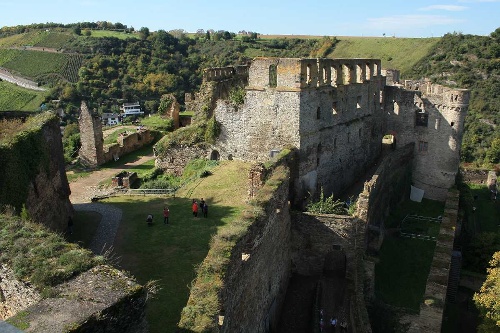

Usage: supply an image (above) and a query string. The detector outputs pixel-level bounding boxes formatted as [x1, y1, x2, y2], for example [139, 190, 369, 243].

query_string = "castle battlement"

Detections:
[203, 65, 249, 82]
[247, 57, 382, 91]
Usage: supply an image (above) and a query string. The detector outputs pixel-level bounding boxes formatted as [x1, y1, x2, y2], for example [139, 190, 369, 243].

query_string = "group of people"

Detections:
[145, 198, 209, 226]
[192, 198, 208, 218]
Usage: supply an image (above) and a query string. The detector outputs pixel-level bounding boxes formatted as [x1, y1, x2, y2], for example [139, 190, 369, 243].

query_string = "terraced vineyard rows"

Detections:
[61, 53, 83, 82]
[0, 80, 46, 111]
[34, 32, 74, 49]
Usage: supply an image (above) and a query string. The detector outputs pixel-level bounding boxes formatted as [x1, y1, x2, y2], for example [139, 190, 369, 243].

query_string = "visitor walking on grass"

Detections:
[203, 203, 208, 218]
[192, 199, 198, 217]
[163, 206, 170, 225]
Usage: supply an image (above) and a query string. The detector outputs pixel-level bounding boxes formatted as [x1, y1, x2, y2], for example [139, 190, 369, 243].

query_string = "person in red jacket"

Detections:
[192, 199, 198, 217]
[163, 206, 170, 224]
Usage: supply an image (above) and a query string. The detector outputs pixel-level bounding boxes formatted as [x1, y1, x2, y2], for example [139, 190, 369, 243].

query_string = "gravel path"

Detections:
[69, 151, 155, 254]
[73, 203, 122, 255]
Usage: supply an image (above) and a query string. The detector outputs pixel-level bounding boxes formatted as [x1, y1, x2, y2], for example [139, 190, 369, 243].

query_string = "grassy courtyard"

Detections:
[374, 198, 445, 312]
[73, 160, 250, 332]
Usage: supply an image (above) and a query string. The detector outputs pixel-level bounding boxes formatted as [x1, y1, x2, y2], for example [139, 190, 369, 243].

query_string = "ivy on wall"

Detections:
[0, 112, 54, 212]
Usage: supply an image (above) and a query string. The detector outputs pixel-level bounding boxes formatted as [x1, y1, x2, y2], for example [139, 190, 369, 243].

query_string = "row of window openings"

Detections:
[416, 113, 455, 128]
[318, 98, 363, 119]
[268, 64, 379, 87]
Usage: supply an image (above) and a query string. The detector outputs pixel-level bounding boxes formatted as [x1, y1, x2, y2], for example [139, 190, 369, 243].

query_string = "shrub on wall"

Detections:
[154, 122, 206, 156]
[204, 115, 220, 144]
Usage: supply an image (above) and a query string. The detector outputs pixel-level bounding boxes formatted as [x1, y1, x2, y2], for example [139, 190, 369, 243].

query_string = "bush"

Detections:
[306, 188, 346, 215]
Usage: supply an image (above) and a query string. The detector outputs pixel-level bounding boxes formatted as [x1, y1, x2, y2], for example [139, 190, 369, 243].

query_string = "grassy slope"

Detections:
[89, 30, 138, 40]
[0, 80, 46, 111]
[104, 160, 250, 332]
[329, 37, 440, 75]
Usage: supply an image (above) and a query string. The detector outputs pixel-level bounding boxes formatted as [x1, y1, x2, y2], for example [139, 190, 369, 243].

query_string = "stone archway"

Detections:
[210, 150, 220, 161]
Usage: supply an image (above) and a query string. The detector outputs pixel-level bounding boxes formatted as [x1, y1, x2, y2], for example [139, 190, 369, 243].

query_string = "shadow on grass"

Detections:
[67, 210, 101, 248]
[99, 195, 240, 333]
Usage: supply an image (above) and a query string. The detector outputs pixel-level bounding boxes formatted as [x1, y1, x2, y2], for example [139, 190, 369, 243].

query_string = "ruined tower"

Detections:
[78, 101, 104, 167]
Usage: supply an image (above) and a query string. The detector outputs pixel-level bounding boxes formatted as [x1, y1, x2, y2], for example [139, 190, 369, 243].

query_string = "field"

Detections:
[0, 30, 74, 49]
[89, 30, 138, 40]
[329, 36, 439, 75]
[0, 80, 46, 111]
[0, 49, 82, 82]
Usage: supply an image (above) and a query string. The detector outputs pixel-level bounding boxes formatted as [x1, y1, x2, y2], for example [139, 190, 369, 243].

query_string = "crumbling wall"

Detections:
[385, 83, 469, 201]
[185, 65, 249, 122]
[78, 102, 104, 168]
[218, 166, 291, 333]
[155, 143, 210, 176]
[291, 213, 371, 333]
[356, 143, 414, 253]
[0, 112, 73, 231]
[5, 265, 147, 333]
[101, 130, 155, 164]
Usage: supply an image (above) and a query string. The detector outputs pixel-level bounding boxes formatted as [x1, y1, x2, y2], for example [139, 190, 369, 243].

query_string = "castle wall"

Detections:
[155, 143, 210, 176]
[215, 57, 386, 202]
[102, 130, 155, 164]
[356, 144, 414, 253]
[0, 113, 73, 231]
[291, 213, 371, 333]
[385, 83, 469, 201]
[219, 170, 291, 333]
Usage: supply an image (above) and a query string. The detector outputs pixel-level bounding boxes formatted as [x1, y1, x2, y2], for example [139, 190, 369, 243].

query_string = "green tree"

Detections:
[474, 251, 500, 332]
[139, 27, 150, 40]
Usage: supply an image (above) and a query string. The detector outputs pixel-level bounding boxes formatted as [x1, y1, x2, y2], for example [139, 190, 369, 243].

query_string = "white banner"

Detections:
[410, 185, 425, 202]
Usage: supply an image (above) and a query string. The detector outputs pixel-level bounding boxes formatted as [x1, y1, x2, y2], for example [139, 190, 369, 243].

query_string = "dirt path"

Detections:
[69, 152, 155, 204]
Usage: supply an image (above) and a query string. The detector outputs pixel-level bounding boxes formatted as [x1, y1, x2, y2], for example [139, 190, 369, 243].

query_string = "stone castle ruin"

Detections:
[165, 57, 469, 332]
[205, 57, 469, 203]
[78, 101, 155, 168]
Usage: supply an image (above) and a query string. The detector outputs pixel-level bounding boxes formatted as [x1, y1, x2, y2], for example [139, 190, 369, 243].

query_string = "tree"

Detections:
[474, 252, 500, 332]
[139, 27, 150, 40]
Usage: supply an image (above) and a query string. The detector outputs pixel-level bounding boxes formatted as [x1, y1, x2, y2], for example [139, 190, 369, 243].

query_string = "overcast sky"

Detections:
[1, 0, 499, 37]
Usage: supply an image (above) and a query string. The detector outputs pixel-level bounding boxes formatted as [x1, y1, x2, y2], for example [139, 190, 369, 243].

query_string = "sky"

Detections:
[1, 0, 499, 38]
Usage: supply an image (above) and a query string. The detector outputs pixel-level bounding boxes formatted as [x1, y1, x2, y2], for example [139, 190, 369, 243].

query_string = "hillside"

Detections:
[328, 36, 440, 76]
[0, 23, 499, 165]
[410, 30, 500, 165]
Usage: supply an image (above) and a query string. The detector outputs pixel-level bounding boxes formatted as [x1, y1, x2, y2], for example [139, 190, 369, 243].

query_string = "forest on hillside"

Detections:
[410, 29, 500, 165]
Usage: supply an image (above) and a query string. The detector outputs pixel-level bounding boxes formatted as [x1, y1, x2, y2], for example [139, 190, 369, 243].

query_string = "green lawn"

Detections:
[375, 198, 444, 311]
[71, 160, 250, 332]
[463, 183, 500, 233]
[375, 237, 436, 311]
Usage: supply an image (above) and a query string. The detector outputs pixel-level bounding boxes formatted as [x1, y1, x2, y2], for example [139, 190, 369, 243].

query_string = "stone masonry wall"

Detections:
[385, 83, 469, 201]
[215, 57, 386, 203]
[155, 143, 211, 176]
[356, 143, 414, 252]
[218, 167, 291, 333]
[102, 129, 155, 164]
[291, 213, 371, 333]
[78, 101, 104, 168]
